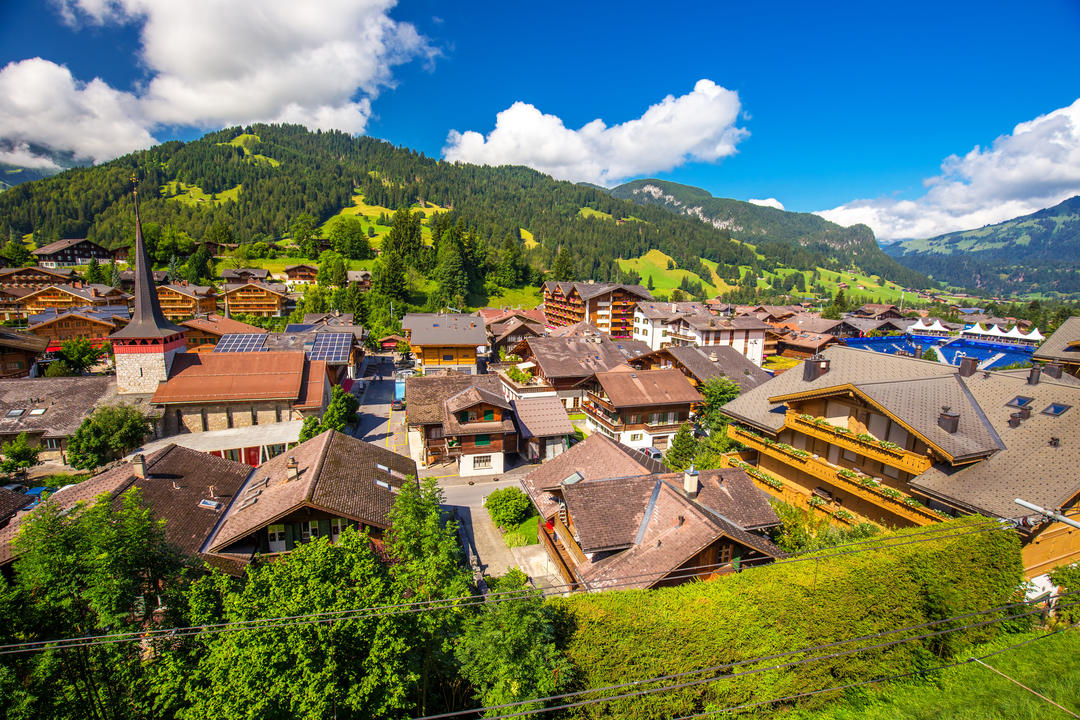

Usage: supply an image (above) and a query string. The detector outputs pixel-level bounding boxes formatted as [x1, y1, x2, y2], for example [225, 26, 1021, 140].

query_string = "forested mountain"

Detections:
[0, 124, 924, 289]
[610, 178, 931, 288]
[884, 195, 1080, 295]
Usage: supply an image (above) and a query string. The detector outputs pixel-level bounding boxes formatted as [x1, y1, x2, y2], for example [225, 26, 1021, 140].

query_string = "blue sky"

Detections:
[1, 0, 1079, 239]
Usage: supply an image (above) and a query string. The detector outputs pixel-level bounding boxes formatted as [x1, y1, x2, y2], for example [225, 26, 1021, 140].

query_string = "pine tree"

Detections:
[664, 423, 698, 471]
[84, 258, 105, 285]
[433, 238, 467, 307]
[647, 274, 655, 290]
[108, 260, 121, 288]
[550, 246, 574, 281]
[167, 255, 183, 283]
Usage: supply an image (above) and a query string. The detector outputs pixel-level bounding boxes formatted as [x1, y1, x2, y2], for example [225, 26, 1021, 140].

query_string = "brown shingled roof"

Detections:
[511, 396, 574, 439]
[181, 314, 268, 337]
[405, 373, 504, 425]
[593, 368, 702, 408]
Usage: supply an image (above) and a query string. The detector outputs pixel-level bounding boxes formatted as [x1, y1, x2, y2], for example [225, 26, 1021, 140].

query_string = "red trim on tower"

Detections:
[112, 334, 186, 354]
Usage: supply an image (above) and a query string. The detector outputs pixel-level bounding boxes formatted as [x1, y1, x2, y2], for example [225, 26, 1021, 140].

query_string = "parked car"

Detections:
[391, 398, 405, 411]
[1, 483, 28, 494]
[642, 447, 663, 460]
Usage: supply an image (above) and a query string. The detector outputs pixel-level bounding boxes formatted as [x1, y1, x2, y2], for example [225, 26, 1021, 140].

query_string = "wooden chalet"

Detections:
[0, 266, 74, 289]
[222, 281, 289, 317]
[542, 281, 653, 339]
[284, 264, 318, 283]
[27, 306, 130, 351]
[31, 238, 112, 267]
[156, 283, 218, 321]
[0, 329, 48, 378]
[22, 283, 130, 315]
[581, 368, 701, 451]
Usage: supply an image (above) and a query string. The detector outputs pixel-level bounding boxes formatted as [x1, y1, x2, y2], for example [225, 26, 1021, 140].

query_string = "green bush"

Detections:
[1050, 563, 1080, 625]
[485, 487, 532, 529]
[556, 517, 1022, 719]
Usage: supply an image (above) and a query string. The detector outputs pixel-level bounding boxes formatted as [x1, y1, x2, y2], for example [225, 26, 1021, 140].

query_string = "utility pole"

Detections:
[1014, 499, 1080, 530]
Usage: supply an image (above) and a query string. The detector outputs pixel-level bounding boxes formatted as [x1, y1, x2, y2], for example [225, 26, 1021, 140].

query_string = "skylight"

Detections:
[375, 479, 391, 490]
[1006, 396, 1034, 408]
[29, 408, 46, 416]
[6, 409, 24, 417]
[1042, 403, 1071, 417]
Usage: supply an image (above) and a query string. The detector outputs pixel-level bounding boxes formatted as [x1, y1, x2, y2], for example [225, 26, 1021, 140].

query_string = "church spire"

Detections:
[110, 176, 185, 340]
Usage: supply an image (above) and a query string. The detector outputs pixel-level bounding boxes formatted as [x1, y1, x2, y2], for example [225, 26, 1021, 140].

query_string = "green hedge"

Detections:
[554, 517, 1023, 719]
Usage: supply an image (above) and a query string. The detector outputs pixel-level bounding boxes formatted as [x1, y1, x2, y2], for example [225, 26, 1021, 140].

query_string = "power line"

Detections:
[670, 623, 1080, 720]
[0, 520, 1005, 655]
[969, 657, 1080, 719]
[410, 593, 1073, 720]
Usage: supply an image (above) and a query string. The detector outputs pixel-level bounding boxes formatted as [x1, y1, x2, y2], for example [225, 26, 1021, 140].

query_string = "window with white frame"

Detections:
[330, 518, 347, 542]
[268, 523, 287, 552]
[300, 520, 319, 541]
[629, 432, 643, 441]
[473, 454, 492, 470]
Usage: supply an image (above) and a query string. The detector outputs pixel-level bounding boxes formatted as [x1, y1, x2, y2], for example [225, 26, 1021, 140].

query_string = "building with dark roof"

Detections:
[582, 368, 702, 452]
[630, 345, 771, 394]
[405, 373, 517, 474]
[0, 328, 48, 378]
[203, 430, 417, 573]
[221, 268, 270, 282]
[0, 444, 252, 569]
[22, 283, 130, 315]
[511, 396, 574, 462]
[501, 335, 631, 409]
[0, 266, 74, 290]
[720, 345, 1080, 577]
[26, 305, 130, 352]
[31, 238, 112, 267]
[542, 281, 653, 339]
[117, 269, 168, 292]
[402, 313, 487, 374]
[1033, 316, 1080, 378]
[520, 433, 781, 590]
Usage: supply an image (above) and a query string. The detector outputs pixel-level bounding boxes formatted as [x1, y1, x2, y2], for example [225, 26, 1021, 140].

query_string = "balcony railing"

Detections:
[538, 519, 580, 591]
[785, 412, 933, 476]
[728, 426, 941, 526]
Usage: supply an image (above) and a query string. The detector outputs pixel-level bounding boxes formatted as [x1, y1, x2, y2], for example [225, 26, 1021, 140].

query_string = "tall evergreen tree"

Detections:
[432, 238, 467, 308]
[372, 251, 408, 305]
[550, 246, 574, 281]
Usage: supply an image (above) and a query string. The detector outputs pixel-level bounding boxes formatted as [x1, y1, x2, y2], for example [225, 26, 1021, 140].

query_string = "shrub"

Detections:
[485, 487, 532, 529]
[506, 366, 532, 384]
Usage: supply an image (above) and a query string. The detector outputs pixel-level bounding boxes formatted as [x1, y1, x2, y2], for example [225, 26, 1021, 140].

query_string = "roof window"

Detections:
[375, 462, 389, 473]
[6, 409, 24, 417]
[1042, 403, 1071, 417]
[1006, 396, 1034, 408]
[375, 479, 391, 490]
[199, 498, 222, 511]
[29, 408, 46, 416]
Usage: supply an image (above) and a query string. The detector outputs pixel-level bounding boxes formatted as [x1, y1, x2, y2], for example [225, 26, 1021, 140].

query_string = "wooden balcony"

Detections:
[539, 518, 582, 590]
[728, 425, 940, 526]
[785, 412, 934, 476]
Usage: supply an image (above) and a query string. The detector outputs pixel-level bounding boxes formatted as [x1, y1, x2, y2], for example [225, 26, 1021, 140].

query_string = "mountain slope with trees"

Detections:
[884, 195, 1080, 295]
[0, 124, 927, 295]
[610, 178, 931, 289]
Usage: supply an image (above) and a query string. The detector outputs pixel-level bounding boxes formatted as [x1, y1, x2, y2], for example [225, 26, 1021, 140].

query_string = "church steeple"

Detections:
[112, 177, 187, 395]
[110, 178, 184, 339]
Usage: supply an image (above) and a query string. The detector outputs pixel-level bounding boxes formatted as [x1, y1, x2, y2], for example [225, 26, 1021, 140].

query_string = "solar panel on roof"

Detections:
[214, 333, 269, 353]
[285, 324, 316, 333]
[307, 333, 351, 363]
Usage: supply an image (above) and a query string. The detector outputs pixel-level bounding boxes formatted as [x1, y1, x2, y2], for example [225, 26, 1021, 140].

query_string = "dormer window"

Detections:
[1006, 396, 1034, 408]
[1043, 403, 1071, 417]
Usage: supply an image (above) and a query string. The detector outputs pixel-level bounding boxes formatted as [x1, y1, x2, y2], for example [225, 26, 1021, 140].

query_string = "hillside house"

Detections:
[542, 281, 653, 339]
[31, 238, 112, 267]
[156, 283, 218, 320]
[284, 264, 318, 283]
[22, 283, 130, 315]
[222, 281, 289, 317]
[402, 313, 487, 374]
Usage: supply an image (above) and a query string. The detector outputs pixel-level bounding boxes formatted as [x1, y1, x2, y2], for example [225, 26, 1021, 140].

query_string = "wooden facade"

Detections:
[157, 285, 218, 321]
[23, 285, 127, 315]
[543, 283, 644, 338]
[27, 313, 125, 350]
[223, 283, 287, 317]
[412, 344, 477, 369]
[285, 265, 318, 283]
[32, 238, 112, 267]
[0, 267, 73, 289]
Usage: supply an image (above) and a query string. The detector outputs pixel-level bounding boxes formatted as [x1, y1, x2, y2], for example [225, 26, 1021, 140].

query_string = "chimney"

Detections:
[675, 515, 685, 528]
[1049, 437, 1060, 447]
[286, 456, 299, 481]
[803, 356, 830, 382]
[1018, 406, 1031, 420]
[937, 406, 959, 434]
[683, 465, 700, 496]
[709, 352, 719, 362]
[958, 356, 977, 378]
[131, 453, 146, 478]
[1027, 367, 1041, 385]
[1044, 363, 1063, 380]
[1008, 412, 1022, 429]
[209, 484, 217, 498]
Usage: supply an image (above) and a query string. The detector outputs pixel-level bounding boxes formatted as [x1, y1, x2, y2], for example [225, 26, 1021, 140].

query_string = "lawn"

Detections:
[783, 628, 1080, 720]
[485, 285, 541, 309]
[764, 355, 801, 372]
[319, 192, 451, 249]
[578, 206, 613, 221]
[217, 133, 281, 167]
[162, 180, 241, 207]
[502, 512, 540, 548]
[616, 249, 720, 296]
[222, 256, 375, 278]
[520, 228, 538, 249]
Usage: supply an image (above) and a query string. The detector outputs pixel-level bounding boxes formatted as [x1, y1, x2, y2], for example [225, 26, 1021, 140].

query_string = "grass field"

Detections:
[616, 249, 721, 296]
[764, 355, 801, 372]
[578, 206, 613, 221]
[217, 133, 281, 167]
[520, 228, 538, 249]
[783, 628, 1080, 720]
[485, 285, 541, 309]
[220, 256, 375, 279]
[162, 180, 241, 207]
[320, 192, 450, 248]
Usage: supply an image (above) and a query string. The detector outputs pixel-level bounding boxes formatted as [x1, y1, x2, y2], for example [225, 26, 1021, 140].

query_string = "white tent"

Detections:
[985, 324, 1007, 338]
[925, 319, 949, 333]
[1003, 326, 1027, 340]
[962, 323, 989, 335]
[1023, 327, 1044, 342]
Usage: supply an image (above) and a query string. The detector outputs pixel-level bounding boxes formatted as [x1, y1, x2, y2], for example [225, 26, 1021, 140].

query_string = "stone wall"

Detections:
[163, 401, 302, 435]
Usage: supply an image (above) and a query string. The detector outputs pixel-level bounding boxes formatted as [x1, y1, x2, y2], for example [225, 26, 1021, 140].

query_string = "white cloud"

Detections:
[0, 58, 155, 164]
[443, 79, 748, 186]
[747, 197, 784, 210]
[818, 98, 1080, 240]
[0, 142, 62, 170]
[1, 1, 429, 167]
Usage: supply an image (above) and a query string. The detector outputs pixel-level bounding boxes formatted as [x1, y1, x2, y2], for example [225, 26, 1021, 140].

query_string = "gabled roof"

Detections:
[0, 266, 73, 280]
[511, 396, 574, 439]
[1033, 316, 1080, 365]
[0, 328, 48, 354]
[520, 335, 629, 379]
[445, 386, 511, 414]
[0, 487, 32, 523]
[0, 376, 117, 438]
[543, 281, 653, 302]
[223, 281, 288, 296]
[23, 283, 130, 304]
[0, 444, 252, 566]
[560, 469, 783, 589]
[403, 313, 487, 346]
[405, 373, 505, 425]
[592, 368, 702, 408]
[206, 430, 417, 554]
[160, 283, 215, 299]
[633, 345, 770, 393]
[31, 237, 108, 256]
[221, 268, 270, 280]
